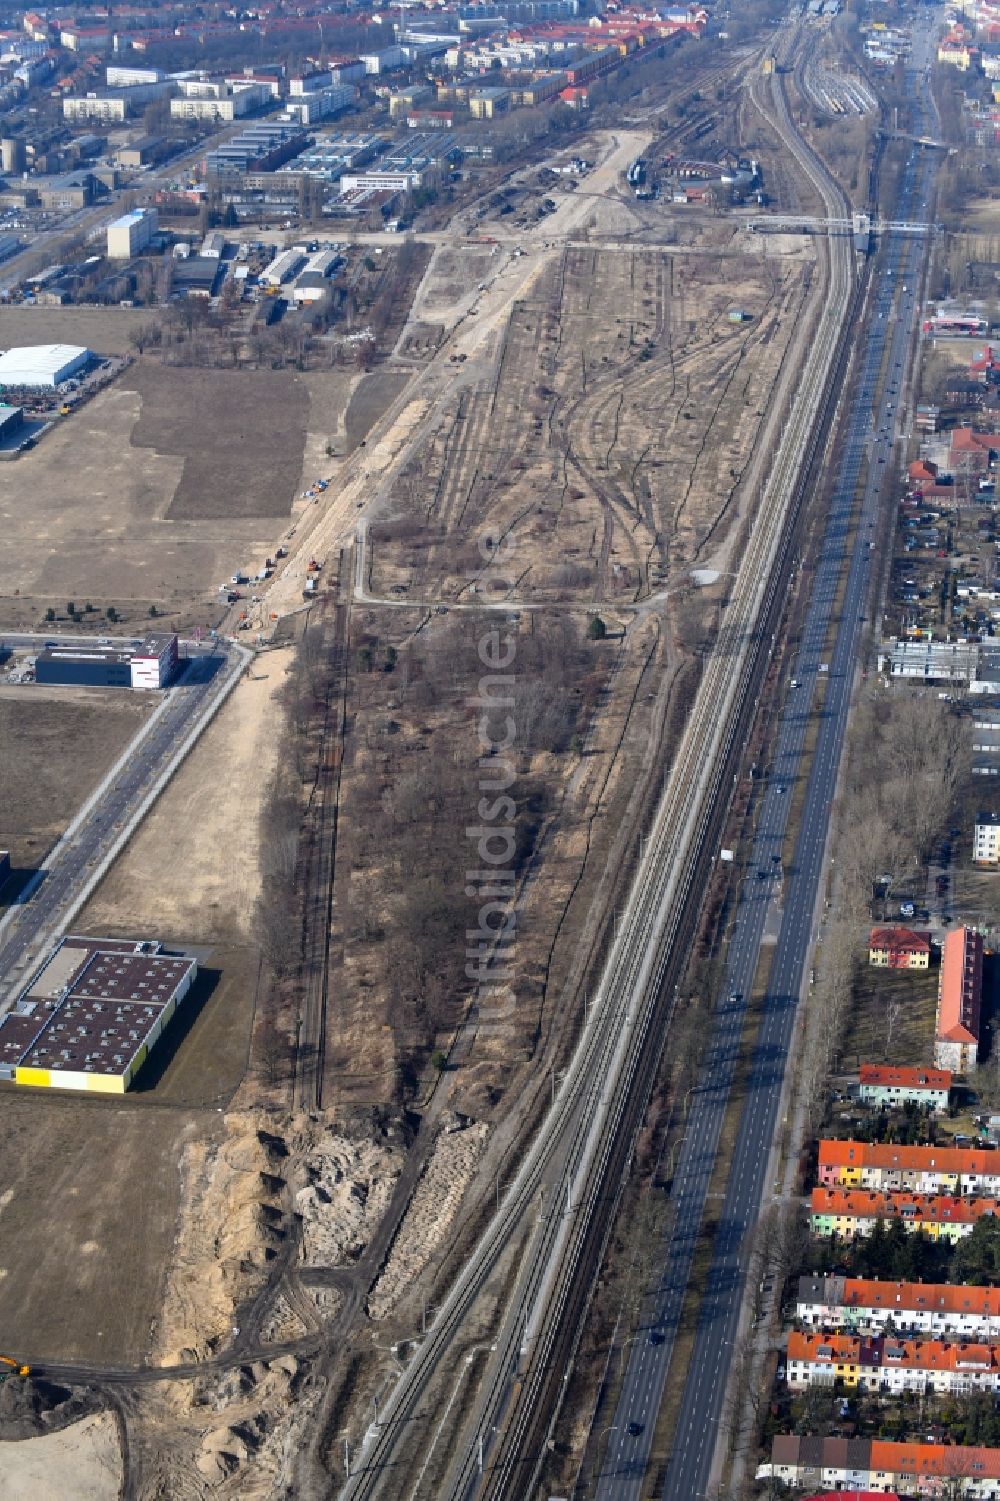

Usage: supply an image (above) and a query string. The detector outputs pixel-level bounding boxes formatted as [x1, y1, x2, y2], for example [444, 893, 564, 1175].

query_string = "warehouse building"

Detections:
[0, 344, 91, 389]
[262, 247, 305, 286]
[0, 934, 197, 1093]
[35, 632, 178, 689]
[107, 206, 158, 259]
[0, 404, 23, 440]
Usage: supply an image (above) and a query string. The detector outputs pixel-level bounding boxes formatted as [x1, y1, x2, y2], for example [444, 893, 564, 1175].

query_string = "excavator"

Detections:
[0, 1356, 29, 1382]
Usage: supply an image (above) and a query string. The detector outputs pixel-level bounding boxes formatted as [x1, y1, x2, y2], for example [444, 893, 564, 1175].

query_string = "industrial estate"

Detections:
[5, 0, 1000, 1498]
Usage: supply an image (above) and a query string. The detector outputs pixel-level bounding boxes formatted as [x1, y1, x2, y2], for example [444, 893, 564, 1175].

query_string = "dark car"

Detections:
[627, 1421, 645, 1437]
[648, 1330, 665, 1346]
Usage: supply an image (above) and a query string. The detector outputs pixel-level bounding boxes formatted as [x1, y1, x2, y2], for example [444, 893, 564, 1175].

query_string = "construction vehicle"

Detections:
[307, 558, 321, 573]
[0, 1356, 30, 1381]
[303, 577, 318, 597]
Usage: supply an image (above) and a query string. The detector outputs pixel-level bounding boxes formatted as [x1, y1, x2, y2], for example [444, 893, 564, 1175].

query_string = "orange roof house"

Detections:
[857, 1063, 952, 1109]
[817, 1138, 1000, 1190]
[868, 926, 931, 969]
[950, 427, 1000, 474]
[786, 1329, 1000, 1390]
[935, 926, 983, 1074]
[908, 457, 938, 485]
[765, 1434, 1000, 1490]
[810, 1187, 1000, 1239]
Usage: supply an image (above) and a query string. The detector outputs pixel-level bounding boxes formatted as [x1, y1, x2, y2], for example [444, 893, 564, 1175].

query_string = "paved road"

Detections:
[0, 635, 248, 1002]
[596, 20, 940, 1501]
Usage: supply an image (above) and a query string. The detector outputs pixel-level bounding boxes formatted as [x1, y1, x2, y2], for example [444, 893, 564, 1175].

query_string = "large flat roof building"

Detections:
[0, 935, 197, 1093]
[35, 632, 178, 690]
[0, 344, 90, 389]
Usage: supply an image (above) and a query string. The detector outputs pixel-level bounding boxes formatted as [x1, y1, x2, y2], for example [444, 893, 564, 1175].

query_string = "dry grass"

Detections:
[0, 687, 153, 872]
[841, 962, 940, 1070]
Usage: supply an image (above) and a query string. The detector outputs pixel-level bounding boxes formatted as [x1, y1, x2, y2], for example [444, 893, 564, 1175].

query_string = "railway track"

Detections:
[296, 565, 350, 1112]
[339, 38, 857, 1501]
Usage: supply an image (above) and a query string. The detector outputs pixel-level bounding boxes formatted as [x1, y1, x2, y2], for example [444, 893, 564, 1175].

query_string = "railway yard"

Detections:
[0, 8, 965, 1501]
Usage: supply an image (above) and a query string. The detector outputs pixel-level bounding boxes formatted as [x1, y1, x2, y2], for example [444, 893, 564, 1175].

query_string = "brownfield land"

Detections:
[0, 659, 288, 1370]
[369, 244, 808, 605]
[0, 1094, 194, 1362]
[0, 363, 402, 633]
[0, 85, 831, 1499]
[0, 686, 154, 872]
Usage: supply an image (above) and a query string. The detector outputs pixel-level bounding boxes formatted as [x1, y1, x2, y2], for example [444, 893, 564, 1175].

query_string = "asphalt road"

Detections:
[596, 25, 940, 1501]
[0, 634, 245, 1002]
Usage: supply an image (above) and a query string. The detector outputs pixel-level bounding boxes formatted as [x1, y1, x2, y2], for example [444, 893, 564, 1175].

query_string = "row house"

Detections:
[797, 1274, 1000, 1341]
[817, 1139, 1000, 1196]
[759, 1434, 1000, 1496]
[786, 1330, 1000, 1395]
[810, 1187, 1000, 1241]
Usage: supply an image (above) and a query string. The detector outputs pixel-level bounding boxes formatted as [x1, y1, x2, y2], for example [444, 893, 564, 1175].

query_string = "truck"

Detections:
[303, 577, 318, 597]
[307, 558, 321, 573]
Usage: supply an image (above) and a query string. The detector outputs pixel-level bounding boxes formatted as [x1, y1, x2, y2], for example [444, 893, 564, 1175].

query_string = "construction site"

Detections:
[0, 13, 931, 1501]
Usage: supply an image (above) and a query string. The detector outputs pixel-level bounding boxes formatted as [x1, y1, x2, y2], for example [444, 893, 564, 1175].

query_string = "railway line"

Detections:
[295, 561, 350, 1112]
[338, 32, 857, 1501]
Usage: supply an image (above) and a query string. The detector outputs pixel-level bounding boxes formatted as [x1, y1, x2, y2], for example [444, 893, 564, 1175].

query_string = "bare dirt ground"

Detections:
[80, 647, 294, 943]
[0, 688, 153, 869]
[0, 1093, 188, 1362]
[124, 364, 307, 523]
[0, 1412, 121, 1500]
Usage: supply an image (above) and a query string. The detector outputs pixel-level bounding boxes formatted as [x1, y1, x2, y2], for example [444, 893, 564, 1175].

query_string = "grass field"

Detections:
[841, 961, 939, 1070]
[0, 936, 255, 1364]
[0, 305, 151, 355]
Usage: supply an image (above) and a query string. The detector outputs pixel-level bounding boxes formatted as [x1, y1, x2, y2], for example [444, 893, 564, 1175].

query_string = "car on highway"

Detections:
[648, 1330, 664, 1346]
[627, 1421, 645, 1437]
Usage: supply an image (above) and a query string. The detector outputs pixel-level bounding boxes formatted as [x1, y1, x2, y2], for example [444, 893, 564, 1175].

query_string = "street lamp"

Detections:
[592, 1424, 618, 1492]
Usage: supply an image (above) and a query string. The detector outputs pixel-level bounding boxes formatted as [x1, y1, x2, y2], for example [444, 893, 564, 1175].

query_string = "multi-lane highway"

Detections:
[598, 19, 941, 1501]
[0, 633, 249, 1002]
[337, 30, 860, 1501]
